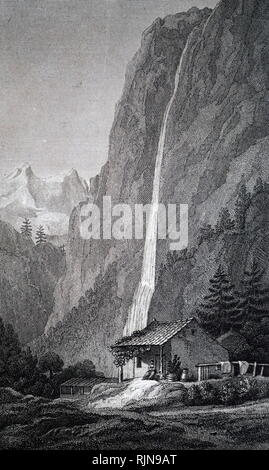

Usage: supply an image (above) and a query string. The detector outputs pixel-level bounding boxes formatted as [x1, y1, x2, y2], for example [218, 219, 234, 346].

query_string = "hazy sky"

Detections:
[0, 0, 218, 180]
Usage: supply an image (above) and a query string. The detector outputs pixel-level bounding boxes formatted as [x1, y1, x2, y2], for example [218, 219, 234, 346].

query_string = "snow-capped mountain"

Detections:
[0, 163, 89, 237]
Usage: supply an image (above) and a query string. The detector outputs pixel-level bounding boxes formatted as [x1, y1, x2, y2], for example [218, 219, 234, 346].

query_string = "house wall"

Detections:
[170, 322, 229, 379]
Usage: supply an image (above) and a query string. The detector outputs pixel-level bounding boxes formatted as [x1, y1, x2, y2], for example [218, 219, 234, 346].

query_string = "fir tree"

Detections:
[215, 208, 235, 234]
[238, 260, 269, 325]
[35, 225, 47, 245]
[198, 265, 240, 337]
[234, 181, 251, 230]
[0, 318, 37, 388]
[20, 218, 32, 238]
[238, 261, 269, 362]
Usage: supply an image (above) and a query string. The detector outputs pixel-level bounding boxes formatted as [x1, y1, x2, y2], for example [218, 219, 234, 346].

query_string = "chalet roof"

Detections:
[112, 317, 196, 347]
[60, 377, 104, 387]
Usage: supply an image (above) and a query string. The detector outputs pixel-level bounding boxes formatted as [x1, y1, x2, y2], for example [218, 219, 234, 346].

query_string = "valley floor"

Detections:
[0, 393, 269, 450]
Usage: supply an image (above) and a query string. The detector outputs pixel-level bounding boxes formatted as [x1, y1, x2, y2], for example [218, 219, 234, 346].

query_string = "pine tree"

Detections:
[198, 265, 240, 337]
[238, 260, 269, 325]
[215, 208, 235, 234]
[20, 218, 32, 238]
[238, 260, 269, 362]
[35, 225, 47, 245]
[0, 318, 26, 385]
[234, 182, 251, 230]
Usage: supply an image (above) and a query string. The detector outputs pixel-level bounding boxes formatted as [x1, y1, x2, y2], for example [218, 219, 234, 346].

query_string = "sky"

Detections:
[0, 0, 218, 180]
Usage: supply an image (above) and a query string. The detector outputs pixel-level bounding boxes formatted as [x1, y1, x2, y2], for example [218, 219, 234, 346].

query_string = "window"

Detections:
[216, 364, 221, 371]
[137, 357, 142, 368]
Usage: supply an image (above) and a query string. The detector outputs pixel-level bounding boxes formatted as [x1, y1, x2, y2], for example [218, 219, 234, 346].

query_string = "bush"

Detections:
[184, 384, 202, 406]
[199, 381, 219, 404]
[181, 377, 269, 407]
[219, 380, 239, 405]
[249, 378, 269, 400]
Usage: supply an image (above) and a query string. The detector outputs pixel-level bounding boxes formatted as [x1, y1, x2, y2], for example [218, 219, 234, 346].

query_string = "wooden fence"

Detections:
[196, 361, 269, 381]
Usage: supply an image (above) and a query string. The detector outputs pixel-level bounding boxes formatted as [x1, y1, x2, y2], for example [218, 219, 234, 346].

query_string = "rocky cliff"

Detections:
[37, 0, 269, 376]
[0, 220, 66, 344]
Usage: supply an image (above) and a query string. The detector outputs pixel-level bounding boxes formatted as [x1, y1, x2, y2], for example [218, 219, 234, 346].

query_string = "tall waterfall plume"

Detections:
[123, 41, 189, 336]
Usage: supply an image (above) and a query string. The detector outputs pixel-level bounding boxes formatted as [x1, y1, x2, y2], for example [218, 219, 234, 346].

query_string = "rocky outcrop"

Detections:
[39, 0, 269, 376]
[0, 220, 65, 344]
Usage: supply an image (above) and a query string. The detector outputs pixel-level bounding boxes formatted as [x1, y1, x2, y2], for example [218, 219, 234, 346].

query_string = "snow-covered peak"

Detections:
[66, 168, 78, 177]
[21, 162, 31, 170]
[0, 163, 89, 237]
[6, 162, 34, 180]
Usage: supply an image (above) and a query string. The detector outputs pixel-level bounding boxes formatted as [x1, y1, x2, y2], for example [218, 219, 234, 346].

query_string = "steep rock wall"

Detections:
[38, 1, 269, 377]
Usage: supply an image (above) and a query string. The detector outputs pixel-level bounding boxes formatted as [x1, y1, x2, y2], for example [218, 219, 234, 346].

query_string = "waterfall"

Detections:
[123, 41, 189, 337]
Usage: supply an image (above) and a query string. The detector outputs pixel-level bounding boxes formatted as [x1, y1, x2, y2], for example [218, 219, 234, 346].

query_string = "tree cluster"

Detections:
[0, 317, 97, 398]
[198, 261, 269, 362]
[20, 218, 47, 246]
[199, 178, 265, 242]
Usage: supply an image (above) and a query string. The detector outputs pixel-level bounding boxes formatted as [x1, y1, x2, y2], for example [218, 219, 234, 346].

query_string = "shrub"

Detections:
[167, 355, 182, 379]
[199, 381, 219, 405]
[219, 380, 239, 405]
[179, 377, 269, 408]
[250, 378, 269, 400]
[184, 384, 202, 406]
[236, 377, 252, 402]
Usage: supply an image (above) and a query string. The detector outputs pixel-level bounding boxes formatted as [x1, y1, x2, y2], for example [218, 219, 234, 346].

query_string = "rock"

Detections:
[90, 378, 161, 409]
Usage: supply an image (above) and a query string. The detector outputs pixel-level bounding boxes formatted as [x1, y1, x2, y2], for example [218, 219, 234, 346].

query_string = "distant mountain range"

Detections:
[0, 163, 89, 238]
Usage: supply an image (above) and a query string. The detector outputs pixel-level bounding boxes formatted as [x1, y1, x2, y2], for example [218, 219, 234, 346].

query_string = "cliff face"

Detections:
[40, 0, 269, 376]
[149, 0, 269, 320]
[0, 220, 65, 344]
[46, 6, 211, 330]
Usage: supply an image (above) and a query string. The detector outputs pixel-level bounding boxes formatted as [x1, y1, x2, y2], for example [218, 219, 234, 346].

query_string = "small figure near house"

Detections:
[143, 360, 157, 380]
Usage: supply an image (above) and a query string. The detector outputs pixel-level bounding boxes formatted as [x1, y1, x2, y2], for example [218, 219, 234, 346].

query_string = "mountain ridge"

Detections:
[0, 163, 90, 237]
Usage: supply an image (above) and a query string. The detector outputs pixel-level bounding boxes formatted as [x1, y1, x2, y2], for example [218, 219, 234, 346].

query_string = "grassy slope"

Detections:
[0, 393, 269, 450]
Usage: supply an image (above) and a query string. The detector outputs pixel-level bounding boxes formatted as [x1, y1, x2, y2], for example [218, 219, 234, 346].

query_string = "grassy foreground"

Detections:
[0, 386, 269, 450]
